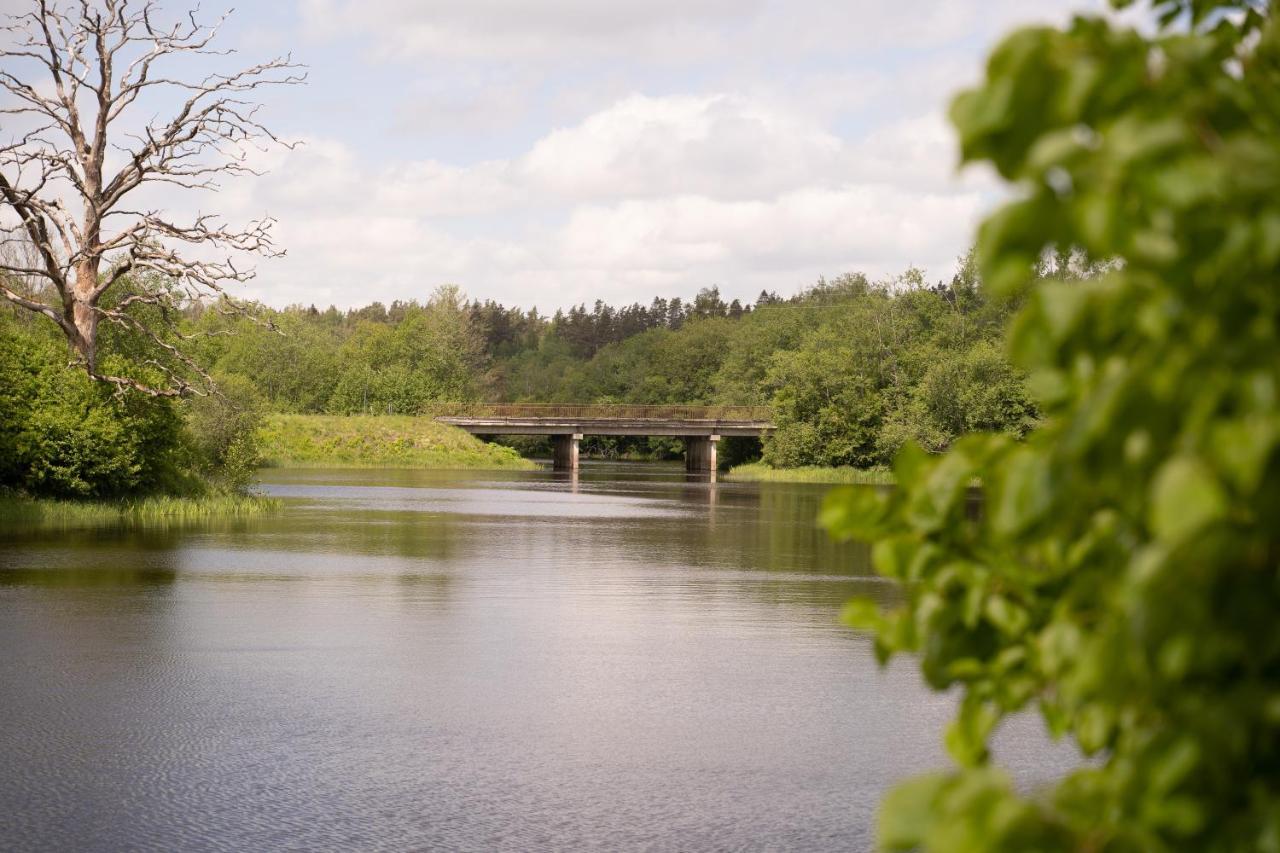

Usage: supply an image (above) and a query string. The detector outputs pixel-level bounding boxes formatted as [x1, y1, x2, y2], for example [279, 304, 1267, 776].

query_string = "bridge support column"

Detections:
[685, 434, 719, 473]
[553, 433, 582, 470]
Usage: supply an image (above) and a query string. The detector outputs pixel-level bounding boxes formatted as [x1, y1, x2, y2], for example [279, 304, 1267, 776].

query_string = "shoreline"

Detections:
[724, 462, 896, 485]
[0, 493, 280, 530]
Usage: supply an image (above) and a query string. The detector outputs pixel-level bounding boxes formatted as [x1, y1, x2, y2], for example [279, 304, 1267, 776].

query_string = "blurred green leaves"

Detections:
[824, 0, 1280, 849]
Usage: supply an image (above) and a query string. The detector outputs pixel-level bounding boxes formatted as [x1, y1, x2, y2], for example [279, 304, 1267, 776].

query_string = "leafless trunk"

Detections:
[0, 0, 303, 395]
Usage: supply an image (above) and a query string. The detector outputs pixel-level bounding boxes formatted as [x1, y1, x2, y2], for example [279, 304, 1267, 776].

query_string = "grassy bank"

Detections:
[0, 492, 279, 530]
[258, 414, 538, 470]
[725, 462, 896, 485]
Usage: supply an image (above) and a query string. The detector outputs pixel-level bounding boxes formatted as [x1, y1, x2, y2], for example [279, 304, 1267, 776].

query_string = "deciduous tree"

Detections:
[0, 0, 301, 395]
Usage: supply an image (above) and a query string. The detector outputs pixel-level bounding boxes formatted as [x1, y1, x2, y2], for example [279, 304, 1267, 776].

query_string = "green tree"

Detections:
[822, 1, 1280, 849]
[193, 309, 343, 413]
[326, 288, 483, 414]
[184, 373, 265, 492]
[0, 315, 189, 498]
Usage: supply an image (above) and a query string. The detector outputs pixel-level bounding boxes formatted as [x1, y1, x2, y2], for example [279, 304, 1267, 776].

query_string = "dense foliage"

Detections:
[822, 1, 1280, 849]
[3, 255, 1035, 495]
[0, 311, 262, 499]
[189, 263, 1036, 467]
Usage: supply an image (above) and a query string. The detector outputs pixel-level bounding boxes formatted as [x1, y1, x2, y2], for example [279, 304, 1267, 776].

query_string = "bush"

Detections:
[822, 2, 1280, 849]
[0, 319, 189, 499]
[183, 373, 265, 491]
[1, 315, 264, 499]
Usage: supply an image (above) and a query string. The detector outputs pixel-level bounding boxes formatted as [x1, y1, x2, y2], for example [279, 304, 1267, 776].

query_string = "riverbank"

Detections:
[724, 462, 896, 484]
[0, 492, 279, 530]
[257, 414, 538, 469]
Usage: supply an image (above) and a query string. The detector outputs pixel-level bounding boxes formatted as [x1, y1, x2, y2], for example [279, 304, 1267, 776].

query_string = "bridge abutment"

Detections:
[685, 434, 719, 473]
[553, 433, 582, 470]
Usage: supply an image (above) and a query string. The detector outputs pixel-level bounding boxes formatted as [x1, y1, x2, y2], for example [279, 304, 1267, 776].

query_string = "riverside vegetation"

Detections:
[257, 414, 533, 469]
[0, 243, 1049, 509]
[0, 306, 533, 515]
[0, 309, 279, 518]
[163, 255, 1042, 475]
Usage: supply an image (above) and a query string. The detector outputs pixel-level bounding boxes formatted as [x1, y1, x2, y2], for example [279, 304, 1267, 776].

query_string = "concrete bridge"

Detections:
[435, 405, 774, 472]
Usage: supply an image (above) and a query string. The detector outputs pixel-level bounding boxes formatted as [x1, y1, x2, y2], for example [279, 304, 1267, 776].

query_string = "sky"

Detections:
[1, 0, 1123, 311]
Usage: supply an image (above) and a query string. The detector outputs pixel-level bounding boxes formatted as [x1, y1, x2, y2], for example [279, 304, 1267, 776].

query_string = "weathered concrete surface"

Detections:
[437, 414, 770, 473]
[552, 433, 582, 471]
[437, 417, 772, 438]
[684, 435, 719, 473]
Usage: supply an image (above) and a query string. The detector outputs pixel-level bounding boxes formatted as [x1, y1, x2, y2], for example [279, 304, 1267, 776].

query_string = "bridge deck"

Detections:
[434, 404, 773, 437]
[437, 416, 773, 437]
[433, 406, 773, 470]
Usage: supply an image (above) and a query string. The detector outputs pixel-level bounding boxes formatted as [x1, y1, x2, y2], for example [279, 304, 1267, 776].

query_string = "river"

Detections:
[0, 464, 1074, 851]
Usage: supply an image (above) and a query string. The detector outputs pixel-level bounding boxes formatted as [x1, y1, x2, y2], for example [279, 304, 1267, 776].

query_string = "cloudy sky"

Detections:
[6, 0, 1119, 310]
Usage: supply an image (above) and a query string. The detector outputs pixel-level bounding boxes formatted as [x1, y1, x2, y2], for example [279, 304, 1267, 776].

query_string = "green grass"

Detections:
[725, 462, 897, 485]
[257, 414, 539, 470]
[0, 492, 279, 530]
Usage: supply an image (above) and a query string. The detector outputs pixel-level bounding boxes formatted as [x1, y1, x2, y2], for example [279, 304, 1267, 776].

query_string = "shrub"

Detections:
[822, 2, 1280, 849]
[0, 320, 188, 498]
[183, 373, 265, 491]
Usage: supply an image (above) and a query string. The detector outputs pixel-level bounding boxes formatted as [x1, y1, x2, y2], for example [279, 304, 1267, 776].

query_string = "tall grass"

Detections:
[257, 414, 538, 470]
[0, 492, 279, 531]
[724, 462, 897, 485]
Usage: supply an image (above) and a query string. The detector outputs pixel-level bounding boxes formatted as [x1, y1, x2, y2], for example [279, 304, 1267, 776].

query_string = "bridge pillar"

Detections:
[553, 433, 582, 470]
[685, 434, 719, 473]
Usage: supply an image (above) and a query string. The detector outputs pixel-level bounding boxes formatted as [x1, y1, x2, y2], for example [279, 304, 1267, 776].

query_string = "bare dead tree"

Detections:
[0, 0, 303, 396]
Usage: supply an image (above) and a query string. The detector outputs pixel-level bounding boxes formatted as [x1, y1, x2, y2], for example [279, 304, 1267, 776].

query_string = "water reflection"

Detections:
[0, 567, 178, 588]
[0, 462, 1070, 852]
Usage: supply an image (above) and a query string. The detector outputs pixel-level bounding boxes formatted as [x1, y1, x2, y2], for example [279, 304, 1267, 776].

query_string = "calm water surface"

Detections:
[0, 464, 1074, 851]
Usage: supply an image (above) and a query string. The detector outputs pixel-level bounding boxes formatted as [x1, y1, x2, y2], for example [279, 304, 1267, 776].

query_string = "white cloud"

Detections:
[201, 89, 992, 308]
[301, 0, 1093, 63]
[300, 0, 752, 61]
[2, 0, 1138, 311]
[556, 187, 981, 277]
[521, 94, 843, 200]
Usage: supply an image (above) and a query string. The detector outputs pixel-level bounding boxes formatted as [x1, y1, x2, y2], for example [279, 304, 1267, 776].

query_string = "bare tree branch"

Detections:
[0, 0, 303, 395]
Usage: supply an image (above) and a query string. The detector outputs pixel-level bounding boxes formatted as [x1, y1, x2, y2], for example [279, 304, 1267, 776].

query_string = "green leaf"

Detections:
[1208, 416, 1278, 494]
[910, 447, 982, 532]
[992, 447, 1053, 536]
[1148, 737, 1200, 796]
[1034, 281, 1093, 344]
[946, 697, 999, 766]
[840, 597, 884, 632]
[1075, 703, 1115, 754]
[985, 595, 1030, 636]
[818, 485, 888, 541]
[1148, 455, 1227, 544]
[878, 774, 950, 851]
[893, 440, 931, 484]
[871, 535, 918, 580]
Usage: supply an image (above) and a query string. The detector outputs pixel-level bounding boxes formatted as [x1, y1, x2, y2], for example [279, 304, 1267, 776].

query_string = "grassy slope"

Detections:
[724, 462, 896, 485]
[258, 414, 538, 469]
[0, 493, 278, 530]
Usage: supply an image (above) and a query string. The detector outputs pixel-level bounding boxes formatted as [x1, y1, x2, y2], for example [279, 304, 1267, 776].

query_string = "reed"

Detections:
[0, 493, 279, 530]
[724, 462, 896, 485]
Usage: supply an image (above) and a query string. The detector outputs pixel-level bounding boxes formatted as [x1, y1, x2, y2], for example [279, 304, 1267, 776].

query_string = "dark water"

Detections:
[0, 464, 1074, 851]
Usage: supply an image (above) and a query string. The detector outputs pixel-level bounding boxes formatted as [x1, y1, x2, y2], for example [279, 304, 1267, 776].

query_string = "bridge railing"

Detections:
[430, 403, 773, 422]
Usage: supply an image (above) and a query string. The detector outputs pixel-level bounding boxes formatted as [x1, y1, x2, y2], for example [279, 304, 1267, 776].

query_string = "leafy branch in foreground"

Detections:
[823, 1, 1280, 850]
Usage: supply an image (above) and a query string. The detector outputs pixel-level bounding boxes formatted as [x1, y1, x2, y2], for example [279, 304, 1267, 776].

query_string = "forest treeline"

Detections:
[187, 251, 1046, 468]
[0, 249, 1054, 494]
